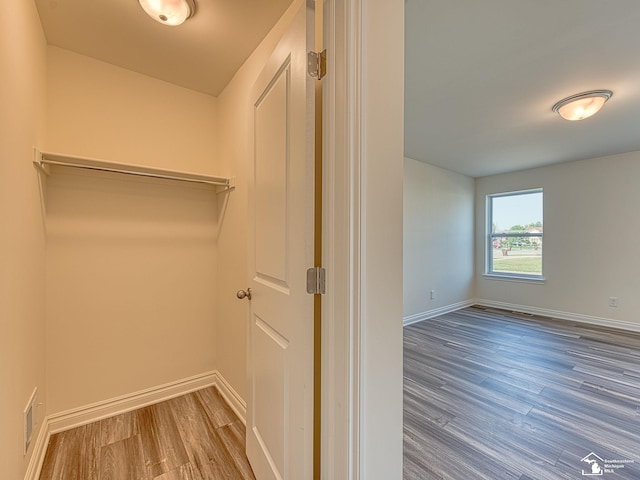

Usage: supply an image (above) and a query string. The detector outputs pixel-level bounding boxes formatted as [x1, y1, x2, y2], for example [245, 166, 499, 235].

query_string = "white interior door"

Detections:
[246, 3, 314, 480]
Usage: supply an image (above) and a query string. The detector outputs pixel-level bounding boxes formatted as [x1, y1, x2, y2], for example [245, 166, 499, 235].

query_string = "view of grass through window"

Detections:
[488, 190, 543, 277]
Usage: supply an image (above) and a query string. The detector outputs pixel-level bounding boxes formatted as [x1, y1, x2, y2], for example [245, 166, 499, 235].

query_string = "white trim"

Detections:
[354, 0, 405, 477]
[23, 387, 38, 455]
[349, 0, 363, 478]
[487, 187, 544, 200]
[482, 274, 545, 284]
[403, 299, 640, 334]
[486, 188, 544, 278]
[475, 299, 640, 333]
[321, 0, 362, 479]
[22, 421, 49, 480]
[214, 370, 247, 424]
[403, 299, 476, 327]
[23, 370, 245, 480]
[47, 371, 218, 434]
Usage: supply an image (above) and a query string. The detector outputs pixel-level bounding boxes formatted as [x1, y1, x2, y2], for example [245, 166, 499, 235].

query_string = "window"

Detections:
[487, 189, 543, 279]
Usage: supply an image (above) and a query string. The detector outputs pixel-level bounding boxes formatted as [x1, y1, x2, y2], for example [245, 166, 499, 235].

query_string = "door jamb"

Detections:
[322, 1, 405, 479]
[321, 0, 362, 478]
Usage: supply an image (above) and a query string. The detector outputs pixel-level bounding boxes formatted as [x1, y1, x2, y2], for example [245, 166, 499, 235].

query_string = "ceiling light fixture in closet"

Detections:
[138, 0, 197, 26]
[552, 90, 613, 121]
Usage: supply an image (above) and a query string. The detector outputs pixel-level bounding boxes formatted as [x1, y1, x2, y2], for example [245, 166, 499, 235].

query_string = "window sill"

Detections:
[482, 273, 545, 284]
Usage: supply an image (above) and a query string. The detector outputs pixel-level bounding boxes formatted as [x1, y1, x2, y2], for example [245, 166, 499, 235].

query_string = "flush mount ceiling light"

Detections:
[138, 0, 196, 26]
[552, 90, 613, 121]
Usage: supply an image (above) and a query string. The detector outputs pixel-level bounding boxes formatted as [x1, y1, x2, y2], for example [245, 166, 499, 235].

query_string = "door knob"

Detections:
[236, 288, 252, 300]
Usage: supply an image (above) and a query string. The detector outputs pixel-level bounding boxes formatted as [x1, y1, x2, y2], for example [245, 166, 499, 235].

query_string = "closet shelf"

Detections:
[33, 150, 234, 191]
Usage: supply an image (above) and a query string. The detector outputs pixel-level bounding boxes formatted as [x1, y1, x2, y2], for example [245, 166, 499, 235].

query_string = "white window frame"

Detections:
[486, 188, 544, 281]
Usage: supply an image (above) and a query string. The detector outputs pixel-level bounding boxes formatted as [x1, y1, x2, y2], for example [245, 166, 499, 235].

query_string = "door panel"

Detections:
[246, 3, 313, 480]
[252, 315, 288, 475]
[254, 67, 290, 290]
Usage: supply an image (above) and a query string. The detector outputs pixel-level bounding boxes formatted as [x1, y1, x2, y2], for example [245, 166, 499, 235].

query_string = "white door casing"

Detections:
[246, 3, 314, 480]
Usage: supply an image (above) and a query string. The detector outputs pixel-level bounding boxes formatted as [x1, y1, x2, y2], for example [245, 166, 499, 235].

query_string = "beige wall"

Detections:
[46, 47, 219, 173]
[214, 0, 303, 401]
[43, 0, 305, 414]
[0, 0, 48, 477]
[403, 158, 475, 320]
[44, 48, 220, 413]
[475, 151, 640, 326]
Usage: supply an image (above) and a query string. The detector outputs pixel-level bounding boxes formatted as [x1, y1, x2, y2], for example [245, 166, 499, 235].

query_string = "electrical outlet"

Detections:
[430, 290, 435, 300]
[609, 297, 618, 307]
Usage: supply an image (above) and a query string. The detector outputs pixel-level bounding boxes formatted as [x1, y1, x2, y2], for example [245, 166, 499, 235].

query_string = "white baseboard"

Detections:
[475, 299, 640, 333]
[403, 299, 476, 327]
[24, 370, 245, 480]
[214, 372, 247, 425]
[403, 298, 640, 334]
[23, 420, 50, 480]
[47, 371, 218, 434]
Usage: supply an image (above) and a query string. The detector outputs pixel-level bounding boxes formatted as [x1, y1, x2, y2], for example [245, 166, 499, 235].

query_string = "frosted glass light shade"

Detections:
[552, 90, 613, 121]
[138, 0, 196, 26]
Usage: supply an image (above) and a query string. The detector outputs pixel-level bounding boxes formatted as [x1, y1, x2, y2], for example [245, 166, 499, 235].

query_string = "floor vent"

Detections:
[24, 388, 37, 455]
[511, 310, 534, 317]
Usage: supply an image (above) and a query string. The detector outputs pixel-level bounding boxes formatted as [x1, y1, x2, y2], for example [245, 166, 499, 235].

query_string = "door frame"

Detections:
[321, 1, 404, 480]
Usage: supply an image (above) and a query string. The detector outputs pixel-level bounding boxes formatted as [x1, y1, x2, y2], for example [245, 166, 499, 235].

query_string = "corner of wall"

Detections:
[403, 158, 475, 319]
[1, 2, 48, 480]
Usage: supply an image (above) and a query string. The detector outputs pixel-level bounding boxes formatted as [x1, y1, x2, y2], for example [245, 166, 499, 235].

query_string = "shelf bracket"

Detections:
[32, 149, 51, 176]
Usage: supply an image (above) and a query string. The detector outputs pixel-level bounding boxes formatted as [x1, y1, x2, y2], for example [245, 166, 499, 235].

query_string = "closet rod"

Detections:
[34, 151, 232, 188]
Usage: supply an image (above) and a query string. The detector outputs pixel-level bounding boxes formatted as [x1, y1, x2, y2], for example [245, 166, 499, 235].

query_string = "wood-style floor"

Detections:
[39, 387, 255, 480]
[404, 306, 640, 480]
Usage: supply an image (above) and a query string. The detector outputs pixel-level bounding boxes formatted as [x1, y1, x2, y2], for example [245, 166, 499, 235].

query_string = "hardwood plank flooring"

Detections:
[40, 387, 255, 480]
[404, 306, 640, 480]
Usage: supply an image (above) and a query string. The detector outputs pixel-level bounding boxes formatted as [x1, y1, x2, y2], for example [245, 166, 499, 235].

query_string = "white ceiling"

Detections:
[35, 0, 294, 97]
[405, 0, 640, 177]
